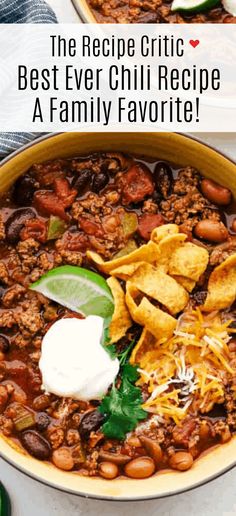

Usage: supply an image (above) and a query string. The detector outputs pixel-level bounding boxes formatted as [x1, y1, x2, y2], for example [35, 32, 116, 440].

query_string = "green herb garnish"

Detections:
[99, 363, 147, 440]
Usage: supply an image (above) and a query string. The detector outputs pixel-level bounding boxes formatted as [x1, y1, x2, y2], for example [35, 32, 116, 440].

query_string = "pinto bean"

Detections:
[194, 220, 229, 243]
[231, 218, 236, 233]
[201, 179, 232, 206]
[99, 451, 131, 465]
[99, 461, 119, 479]
[21, 430, 51, 460]
[153, 162, 173, 198]
[124, 456, 155, 479]
[169, 452, 193, 471]
[139, 436, 163, 466]
[52, 447, 74, 471]
[5, 208, 36, 243]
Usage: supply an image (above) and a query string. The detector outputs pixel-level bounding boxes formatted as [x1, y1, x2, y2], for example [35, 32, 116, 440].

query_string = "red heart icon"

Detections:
[189, 39, 200, 48]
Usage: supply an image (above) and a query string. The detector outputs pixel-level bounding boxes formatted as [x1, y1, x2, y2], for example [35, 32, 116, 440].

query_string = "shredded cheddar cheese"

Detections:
[135, 310, 235, 424]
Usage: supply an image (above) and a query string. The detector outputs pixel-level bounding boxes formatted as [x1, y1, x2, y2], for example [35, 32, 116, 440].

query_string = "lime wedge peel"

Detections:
[30, 265, 114, 320]
[171, 0, 219, 12]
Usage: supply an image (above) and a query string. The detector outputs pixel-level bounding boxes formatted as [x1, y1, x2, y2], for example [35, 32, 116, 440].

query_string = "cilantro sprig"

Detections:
[99, 363, 147, 440]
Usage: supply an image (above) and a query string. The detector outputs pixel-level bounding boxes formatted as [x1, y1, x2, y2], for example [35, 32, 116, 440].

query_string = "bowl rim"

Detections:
[1, 131, 236, 502]
[71, 0, 96, 23]
[1, 446, 236, 503]
[1, 132, 236, 171]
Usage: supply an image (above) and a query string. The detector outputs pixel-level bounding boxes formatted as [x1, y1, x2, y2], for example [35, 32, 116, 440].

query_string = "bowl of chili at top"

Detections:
[0, 132, 236, 501]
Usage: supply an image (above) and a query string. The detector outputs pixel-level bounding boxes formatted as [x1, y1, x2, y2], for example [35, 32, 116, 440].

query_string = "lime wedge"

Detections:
[30, 265, 114, 319]
[171, 0, 219, 12]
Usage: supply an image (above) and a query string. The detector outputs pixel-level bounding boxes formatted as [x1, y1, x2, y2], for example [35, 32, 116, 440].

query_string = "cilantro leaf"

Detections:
[100, 363, 147, 440]
[105, 343, 117, 359]
[102, 414, 136, 440]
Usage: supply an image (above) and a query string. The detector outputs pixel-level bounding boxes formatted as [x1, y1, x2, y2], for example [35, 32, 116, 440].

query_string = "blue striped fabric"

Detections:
[0, 0, 57, 158]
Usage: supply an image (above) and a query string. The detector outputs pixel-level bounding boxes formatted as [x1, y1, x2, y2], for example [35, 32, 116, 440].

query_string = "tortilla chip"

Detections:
[106, 277, 132, 343]
[126, 282, 177, 340]
[169, 242, 209, 281]
[110, 262, 146, 281]
[203, 254, 236, 311]
[151, 224, 179, 243]
[157, 234, 187, 272]
[130, 328, 156, 365]
[129, 263, 189, 315]
[87, 240, 160, 274]
[172, 275, 196, 292]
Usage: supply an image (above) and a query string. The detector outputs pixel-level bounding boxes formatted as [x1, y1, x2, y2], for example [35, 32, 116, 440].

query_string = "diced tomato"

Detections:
[79, 217, 104, 238]
[20, 219, 47, 243]
[60, 231, 89, 252]
[118, 163, 154, 205]
[34, 191, 68, 221]
[33, 160, 67, 186]
[53, 178, 77, 208]
[138, 213, 164, 240]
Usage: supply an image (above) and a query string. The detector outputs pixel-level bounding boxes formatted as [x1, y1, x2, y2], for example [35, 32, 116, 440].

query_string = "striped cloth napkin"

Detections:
[0, 0, 57, 158]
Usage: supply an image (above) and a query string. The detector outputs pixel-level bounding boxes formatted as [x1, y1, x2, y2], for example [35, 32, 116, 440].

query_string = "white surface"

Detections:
[1, 1, 236, 514]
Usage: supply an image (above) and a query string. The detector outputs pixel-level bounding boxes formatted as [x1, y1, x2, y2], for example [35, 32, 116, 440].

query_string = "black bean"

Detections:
[5, 208, 36, 244]
[79, 410, 104, 440]
[13, 176, 36, 206]
[205, 404, 227, 420]
[0, 335, 10, 353]
[92, 172, 109, 193]
[21, 430, 51, 460]
[35, 412, 51, 432]
[153, 162, 173, 198]
[72, 169, 93, 195]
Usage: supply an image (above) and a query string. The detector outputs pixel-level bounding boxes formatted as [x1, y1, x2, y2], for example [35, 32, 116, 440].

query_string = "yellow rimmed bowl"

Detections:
[0, 132, 236, 501]
[72, 0, 96, 23]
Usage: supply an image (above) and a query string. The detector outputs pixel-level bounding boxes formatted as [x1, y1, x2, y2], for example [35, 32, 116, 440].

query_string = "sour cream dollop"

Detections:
[39, 316, 119, 401]
[222, 0, 236, 15]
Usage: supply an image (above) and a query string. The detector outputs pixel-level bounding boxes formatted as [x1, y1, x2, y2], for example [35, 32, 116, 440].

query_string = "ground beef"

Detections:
[88, 0, 236, 23]
[159, 167, 221, 231]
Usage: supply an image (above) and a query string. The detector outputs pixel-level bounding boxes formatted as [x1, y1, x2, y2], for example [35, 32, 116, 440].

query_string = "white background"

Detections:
[0, 1, 236, 514]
